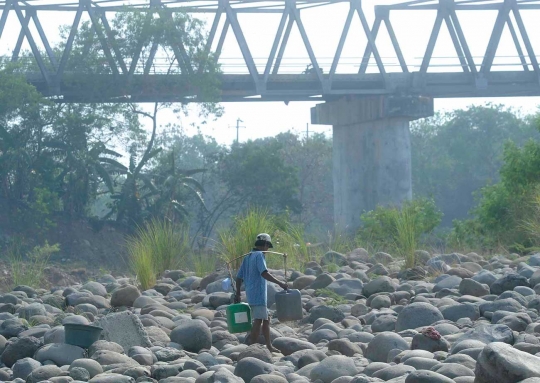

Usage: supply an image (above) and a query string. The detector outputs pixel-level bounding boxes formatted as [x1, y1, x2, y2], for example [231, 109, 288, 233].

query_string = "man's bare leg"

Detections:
[263, 320, 279, 352]
[250, 319, 262, 345]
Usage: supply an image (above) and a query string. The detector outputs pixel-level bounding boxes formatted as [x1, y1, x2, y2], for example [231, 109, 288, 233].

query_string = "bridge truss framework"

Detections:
[1, 0, 540, 102]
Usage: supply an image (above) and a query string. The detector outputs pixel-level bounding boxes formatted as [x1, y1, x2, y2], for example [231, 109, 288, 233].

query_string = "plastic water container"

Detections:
[222, 278, 232, 292]
[226, 303, 252, 333]
[275, 289, 303, 321]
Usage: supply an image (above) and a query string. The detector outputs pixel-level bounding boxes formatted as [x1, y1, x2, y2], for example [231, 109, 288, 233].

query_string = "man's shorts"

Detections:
[251, 305, 269, 320]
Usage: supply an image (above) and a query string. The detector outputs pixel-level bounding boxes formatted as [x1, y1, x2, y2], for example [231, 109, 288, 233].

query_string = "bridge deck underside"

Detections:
[28, 71, 540, 103]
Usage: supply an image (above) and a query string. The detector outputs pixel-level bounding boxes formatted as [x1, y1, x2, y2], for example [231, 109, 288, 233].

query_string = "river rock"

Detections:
[365, 332, 409, 362]
[111, 285, 141, 307]
[475, 342, 540, 382]
[170, 319, 212, 353]
[34, 343, 86, 366]
[395, 302, 444, 331]
[310, 355, 358, 383]
[0, 336, 41, 367]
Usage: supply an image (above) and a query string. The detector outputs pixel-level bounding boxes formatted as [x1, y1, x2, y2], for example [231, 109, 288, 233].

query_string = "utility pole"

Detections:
[306, 123, 309, 139]
[229, 118, 245, 143]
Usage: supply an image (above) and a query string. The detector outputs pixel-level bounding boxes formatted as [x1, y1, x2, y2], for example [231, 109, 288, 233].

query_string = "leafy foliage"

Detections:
[221, 139, 301, 214]
[411, 105, 537, 225]
[358, 198, 442, 266]
[462, 135, 540, 249]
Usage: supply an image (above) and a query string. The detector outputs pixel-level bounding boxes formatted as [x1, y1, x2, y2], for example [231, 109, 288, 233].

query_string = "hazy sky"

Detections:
[1, 0, 540, 145]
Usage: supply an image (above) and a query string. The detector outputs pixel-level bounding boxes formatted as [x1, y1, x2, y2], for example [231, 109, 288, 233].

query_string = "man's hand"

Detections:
[234, 292, 241, 304]
[279, 281, 288, 291]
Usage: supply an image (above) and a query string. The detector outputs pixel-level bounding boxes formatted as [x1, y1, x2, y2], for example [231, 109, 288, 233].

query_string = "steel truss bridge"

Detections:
[1, 0, 540, 103]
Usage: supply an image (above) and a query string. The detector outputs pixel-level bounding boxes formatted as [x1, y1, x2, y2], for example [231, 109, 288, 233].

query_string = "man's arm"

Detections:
[234, 278, 242, 303]
[261, 271, 288, 290]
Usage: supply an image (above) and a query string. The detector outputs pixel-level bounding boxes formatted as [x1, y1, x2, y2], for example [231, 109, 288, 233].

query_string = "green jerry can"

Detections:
[226, 302, 252, 333]
[275, 289, 303, 322]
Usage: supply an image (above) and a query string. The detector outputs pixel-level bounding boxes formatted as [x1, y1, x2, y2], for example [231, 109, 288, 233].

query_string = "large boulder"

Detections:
[363, 276, 397, 298]
[273, 337, 316, 356]
[0, 336, 41, 367]
[326, 278, 364, 296]
[111, 285, 141, 307]
[490, 274, 529, 295]
[479, 298, 523, 317]
[458, 278, 490, 297]
[321, 251, 347, 266]
[293, 276, 316, 290]
[365, 332, 409, 363]
[475, 342, 540, 383]
[433, 276, 462, 292]
[234, 357, 275, 383]
[81, 282, 108, 297]
[404, 370, 454, 383]
[170, 319, 211, 353]
[18, 303, 47, 320]
[395, 302, 444, 332]
[26, 365, 66, 383]
[34, 343, 86, 366]
[308, 274, 335, 290]
[440, 303, 480, 322]
[308, 305, 346, 323]
[238, 344, 273, 363]
[12, 357, 41, 380]
[310, 355, 358, 383]
[454, 324, 514, 347]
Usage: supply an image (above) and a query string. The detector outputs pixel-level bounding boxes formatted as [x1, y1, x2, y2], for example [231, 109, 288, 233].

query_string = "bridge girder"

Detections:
[1, 0, 540, 102]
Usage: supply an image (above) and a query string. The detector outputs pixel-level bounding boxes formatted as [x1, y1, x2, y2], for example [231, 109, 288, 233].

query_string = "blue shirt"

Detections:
[237, 250, 268, 306]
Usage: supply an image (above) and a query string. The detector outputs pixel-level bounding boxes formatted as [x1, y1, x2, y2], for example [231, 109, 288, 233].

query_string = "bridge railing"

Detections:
[1, 0, 540, 101]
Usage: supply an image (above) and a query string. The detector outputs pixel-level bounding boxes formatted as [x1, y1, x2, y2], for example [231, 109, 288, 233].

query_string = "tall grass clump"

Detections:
[218, 208, 275, 269]
[273, 220, 311, 270]
[8, 240, 60, 288]
[327, 226, 356, 254]
[126, 219, 189, 289]
[358, 198, 442, 268]
[217, 208, 311, 272]
[192, 253, 218, 277]
[393, 207, 419, 268]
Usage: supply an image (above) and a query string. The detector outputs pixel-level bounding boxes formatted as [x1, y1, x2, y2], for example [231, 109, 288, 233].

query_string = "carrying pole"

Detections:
[226, 251, 288, 295]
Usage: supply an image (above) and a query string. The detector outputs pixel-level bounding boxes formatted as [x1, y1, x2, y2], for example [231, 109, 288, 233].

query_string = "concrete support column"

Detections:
[311, 96, 434, 232]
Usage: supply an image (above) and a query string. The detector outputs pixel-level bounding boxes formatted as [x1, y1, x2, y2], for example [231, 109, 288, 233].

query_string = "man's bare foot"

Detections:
[267, 345, 280, 353]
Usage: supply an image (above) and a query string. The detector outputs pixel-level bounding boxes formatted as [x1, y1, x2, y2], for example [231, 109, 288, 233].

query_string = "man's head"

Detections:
[254, 233, 273, 251]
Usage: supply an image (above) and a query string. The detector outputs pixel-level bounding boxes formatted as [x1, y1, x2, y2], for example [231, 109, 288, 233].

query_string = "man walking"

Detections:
[235, 233, 288, 352]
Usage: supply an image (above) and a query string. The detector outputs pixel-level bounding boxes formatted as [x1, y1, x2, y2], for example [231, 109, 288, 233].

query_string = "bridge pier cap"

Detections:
[311, 95, 434, 233]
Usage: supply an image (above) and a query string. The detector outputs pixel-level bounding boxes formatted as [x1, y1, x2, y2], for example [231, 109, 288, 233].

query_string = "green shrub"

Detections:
[314, 288, 346, 306]
[126, 219, 189, 290]
[468, 138, 540, 250]
[8, 240, 60, 288]
[358, 198, 442, 268]
[326, 262, 339, 273]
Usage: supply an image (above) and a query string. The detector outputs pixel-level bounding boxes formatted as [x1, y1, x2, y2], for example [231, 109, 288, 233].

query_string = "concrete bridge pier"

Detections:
[311, 96, 434, 232]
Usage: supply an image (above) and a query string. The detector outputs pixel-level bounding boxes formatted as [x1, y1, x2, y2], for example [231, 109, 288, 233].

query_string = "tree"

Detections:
[1, 4, 222, 237]
[411, 104, 538, 225]
[220, 138, 301, 215]
[274, 132, 333, 231]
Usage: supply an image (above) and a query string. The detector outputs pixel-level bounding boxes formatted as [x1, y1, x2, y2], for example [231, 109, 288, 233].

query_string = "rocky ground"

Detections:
[1, 248, 540, 382]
